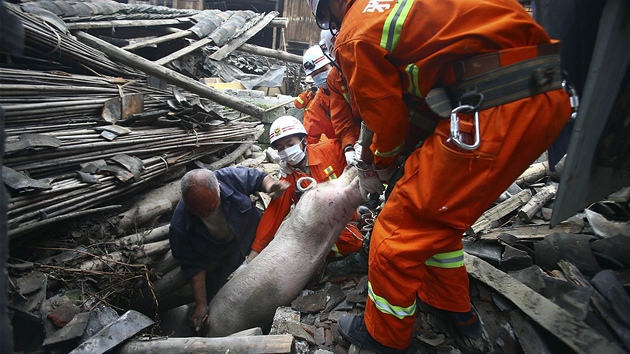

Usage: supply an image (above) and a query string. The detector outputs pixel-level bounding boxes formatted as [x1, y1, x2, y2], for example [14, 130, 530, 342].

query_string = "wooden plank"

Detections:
[73, 31, 265, 119]
[470, 189, 532, 234]
[210, 11, 279, 61]
[478, 221, 578, 241]
[116, 334, 295, 353]
[464, 253, 625, 354]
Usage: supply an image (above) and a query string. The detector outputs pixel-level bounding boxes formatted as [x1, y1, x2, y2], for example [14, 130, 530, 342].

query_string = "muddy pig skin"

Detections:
[206, 166, 362, 337]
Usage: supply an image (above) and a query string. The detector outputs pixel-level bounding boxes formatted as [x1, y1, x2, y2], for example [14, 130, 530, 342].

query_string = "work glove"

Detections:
[278, 160, 292, 178]
[375, 164, 396, 183]
[356, 163, 385, 201]
[353, 142, 363, 159]
[227, 258, 249, 281]
[267, 179, 290, 200]
[344, 149, 357, 166]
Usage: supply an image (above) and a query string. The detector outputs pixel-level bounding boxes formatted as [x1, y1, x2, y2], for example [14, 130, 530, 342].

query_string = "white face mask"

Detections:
[312, 70, 329, 89]
[278, 142, 306, 166]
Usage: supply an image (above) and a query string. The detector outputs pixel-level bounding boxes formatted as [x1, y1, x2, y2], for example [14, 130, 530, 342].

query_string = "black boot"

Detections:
[326, 250, 368, 277]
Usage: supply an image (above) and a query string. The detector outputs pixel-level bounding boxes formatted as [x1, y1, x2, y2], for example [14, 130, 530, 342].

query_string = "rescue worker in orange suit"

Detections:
[320, 29, 377, 276]
[301, 45, 337, 145]
[309, 0, 572, 353]
[244, 116, 363, 264]
[294, 76, 317, 110]
[320, 29, 362, 166]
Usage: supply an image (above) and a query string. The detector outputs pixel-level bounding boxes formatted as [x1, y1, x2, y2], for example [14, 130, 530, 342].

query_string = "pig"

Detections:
[205, 166, 362, 337]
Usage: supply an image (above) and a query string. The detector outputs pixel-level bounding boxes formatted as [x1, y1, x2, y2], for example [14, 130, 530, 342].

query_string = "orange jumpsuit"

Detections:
[252, 138, 363, 258]
[303, 87, 336, 145]
[294, 89, 316, 109]
[334, 0, 571, 349]
[327, 66, 361, 150]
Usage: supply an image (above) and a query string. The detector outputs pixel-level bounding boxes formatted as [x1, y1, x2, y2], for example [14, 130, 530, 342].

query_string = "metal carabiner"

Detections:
[562, 79, 580, 121]
[448, 104, 481, 151]
[296, 177, 317, 193]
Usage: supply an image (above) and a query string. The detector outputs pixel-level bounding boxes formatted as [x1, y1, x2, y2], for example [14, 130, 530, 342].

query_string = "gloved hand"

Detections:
[357, 163, 385, 201]
[278, 160, 292, 178]
[267, 179, 290, 199]
[375, 164, 396, 182]
[344, 148, 357, 166]
[227, 258, 249, 281]
[353, 142, 363, 158]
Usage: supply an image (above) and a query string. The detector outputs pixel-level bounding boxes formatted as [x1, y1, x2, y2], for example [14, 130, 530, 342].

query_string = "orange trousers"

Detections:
[365, 89, 570, 349]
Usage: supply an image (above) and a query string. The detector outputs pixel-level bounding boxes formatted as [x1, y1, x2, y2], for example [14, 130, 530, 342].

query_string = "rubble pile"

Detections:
[7, 149, 630, 353]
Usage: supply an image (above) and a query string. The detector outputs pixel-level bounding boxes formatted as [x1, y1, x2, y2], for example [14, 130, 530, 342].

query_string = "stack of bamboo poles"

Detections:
[2, 68, 262, 240]
[5, 3, 141, 77]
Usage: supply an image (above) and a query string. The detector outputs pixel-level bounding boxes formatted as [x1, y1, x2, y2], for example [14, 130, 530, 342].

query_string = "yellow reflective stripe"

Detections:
[331, 244, 343, 258]
[296, 96, 305, 104]
[380, 0, 414, 53]
[368, 281, 416, 319]
[342, 91, 351, 104]
[375, 141, 405, 157]
[405, 63, 422, 98]
[425, 249, 465, 269]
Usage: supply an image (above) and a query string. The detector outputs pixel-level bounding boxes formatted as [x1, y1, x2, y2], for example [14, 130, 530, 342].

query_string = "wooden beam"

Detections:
[116, 335, 295, 353]
[210, 12, 279, 61]
[74, 31, 265, 119]
[478, 221, 579, 241]
[154, 36, 214, 66]
[470, 189, 532, 234]
[122, 30, 193, 51]
[66, 18, 288, 31]
[66, 19, 191, 30]
[239, 43, 302, 64]
[464, 253, 625, 354]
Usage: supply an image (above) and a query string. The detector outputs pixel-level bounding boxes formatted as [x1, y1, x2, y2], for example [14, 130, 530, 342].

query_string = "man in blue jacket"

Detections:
[169, 166, 288, 332]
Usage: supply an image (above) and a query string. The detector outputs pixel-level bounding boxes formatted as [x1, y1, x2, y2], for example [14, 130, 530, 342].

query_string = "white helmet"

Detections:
[307, 0, 330, 29]
[319, 30, 335, 59]
[269, 116, 307, 145]
[302, 45, 331, 76]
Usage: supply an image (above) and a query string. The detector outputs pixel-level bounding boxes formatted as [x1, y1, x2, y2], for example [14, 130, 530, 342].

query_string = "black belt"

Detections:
[425, 54, 563, 118]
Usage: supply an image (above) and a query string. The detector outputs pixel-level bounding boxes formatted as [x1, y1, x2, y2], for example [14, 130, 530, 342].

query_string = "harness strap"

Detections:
[425, 54, 563, 118]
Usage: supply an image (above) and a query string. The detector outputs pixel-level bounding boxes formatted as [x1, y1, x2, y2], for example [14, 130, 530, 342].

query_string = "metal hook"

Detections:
[296, 177, 317, 193]
[448, 105, 481, 151]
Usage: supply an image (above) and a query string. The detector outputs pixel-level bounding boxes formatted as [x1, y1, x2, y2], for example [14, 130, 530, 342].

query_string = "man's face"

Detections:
[273, 135, 303, 152]
[316, 0, 345, 31]
[185, 186, 220, 218]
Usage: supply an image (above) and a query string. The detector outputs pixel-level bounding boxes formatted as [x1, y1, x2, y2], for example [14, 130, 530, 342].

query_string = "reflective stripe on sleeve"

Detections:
[380, 0, 414, 53]
[375, 141, 405, 157]
[405, 63, 423, 98]
[425, 249, 465, 269]
[368, 281, 416, 319]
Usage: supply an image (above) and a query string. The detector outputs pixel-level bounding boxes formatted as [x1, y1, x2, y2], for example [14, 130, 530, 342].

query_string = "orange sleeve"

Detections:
[327, 68, 361, 149]
[337, 39, 408, 168]
[294, 91, 311, 109]
[303, 89, 336, 145]
[251, 176, 297, 253]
